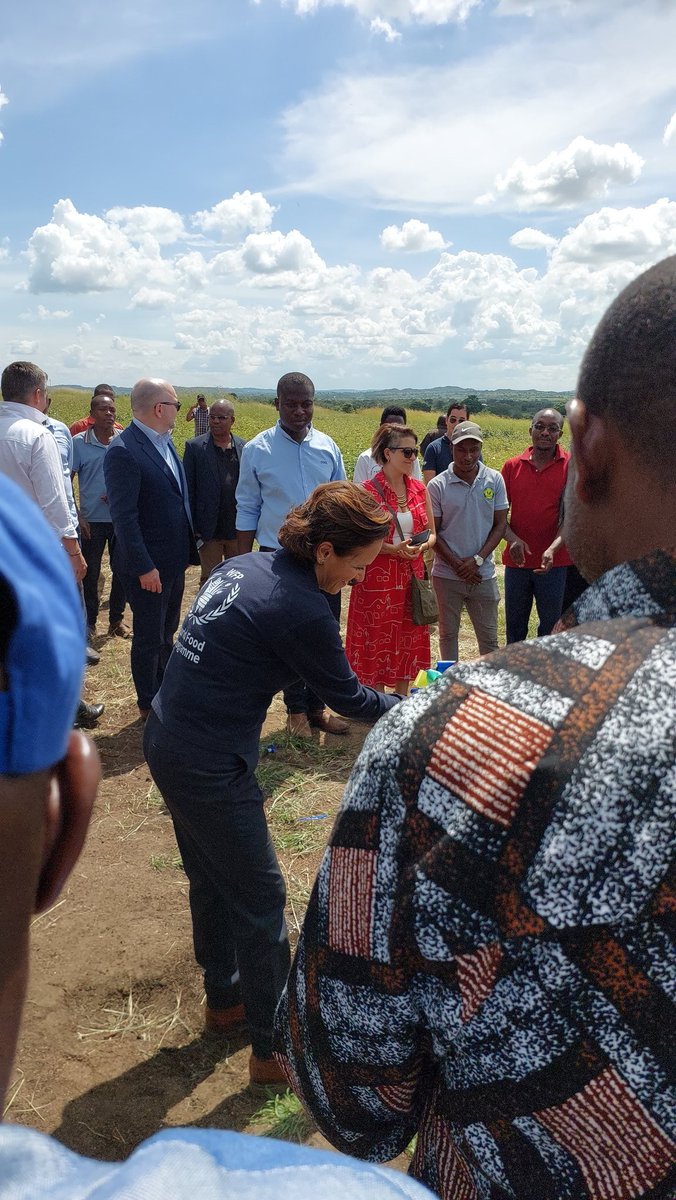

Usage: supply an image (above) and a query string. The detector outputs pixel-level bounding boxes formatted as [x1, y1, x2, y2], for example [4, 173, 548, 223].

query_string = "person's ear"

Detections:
[35, 732, 100, 914]
[567, 399, 612, 506]
[315, 541, 333, 566]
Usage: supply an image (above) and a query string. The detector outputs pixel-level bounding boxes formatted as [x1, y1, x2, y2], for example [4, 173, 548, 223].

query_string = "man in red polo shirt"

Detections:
[501, 408, 572, 642]
[69, 384, 124, 436]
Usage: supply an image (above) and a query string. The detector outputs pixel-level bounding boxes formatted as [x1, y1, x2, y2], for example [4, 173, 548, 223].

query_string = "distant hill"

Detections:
[52, 383, 573, 419]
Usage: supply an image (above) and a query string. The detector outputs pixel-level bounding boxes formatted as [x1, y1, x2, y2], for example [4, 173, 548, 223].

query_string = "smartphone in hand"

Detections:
[409, 528, 431, 546]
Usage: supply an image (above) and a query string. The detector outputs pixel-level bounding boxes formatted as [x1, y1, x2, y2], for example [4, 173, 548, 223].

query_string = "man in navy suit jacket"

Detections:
[183, 399, 246, 584]
[104, 378, 198, 718]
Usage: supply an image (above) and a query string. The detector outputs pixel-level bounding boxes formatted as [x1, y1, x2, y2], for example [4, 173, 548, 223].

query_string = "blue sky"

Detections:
[1, 0, 675, 390]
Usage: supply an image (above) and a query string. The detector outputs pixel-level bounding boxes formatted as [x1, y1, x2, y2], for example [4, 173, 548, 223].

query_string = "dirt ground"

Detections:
[8, 563, 469, 1169]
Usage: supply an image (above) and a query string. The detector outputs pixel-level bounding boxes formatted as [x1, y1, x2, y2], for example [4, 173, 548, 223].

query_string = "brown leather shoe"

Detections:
[205, 1002, 248, 1037]
[108, 620, 131, 639]
[308, 709, 349, 735]
[286, 712, 312, 739]
[249, 1052, 288, 1091]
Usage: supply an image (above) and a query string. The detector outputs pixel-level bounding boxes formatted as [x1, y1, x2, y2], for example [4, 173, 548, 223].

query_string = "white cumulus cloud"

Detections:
[282, 0, 480, 23]
[370, 17, 401, 40]
[554, 197, 676, 266]
[380, 219, 449, 252]
[106, 206, 185, 245]
[9, 339, 39, 356]
[36, 304, 73, 319]
[510, 228, 558, 251]
[26, 199, 172, 293]
[129, 287, 177, 308]
[193, 191, 276, 240]
[241, 229, 325, 275]
[663, 112, 676, 146]
[482, 136, 643, 210]
[0, 87, 7, 146]
[61, 343, 86, 367]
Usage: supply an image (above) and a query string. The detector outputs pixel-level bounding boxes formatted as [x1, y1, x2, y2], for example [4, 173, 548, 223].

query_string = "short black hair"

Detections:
[1, 361, 46, 404]
[380, 405, 407, 425]
[93, 383, 115, 399]
[277, 372, 315, 399]
[578, 255, 676, 471]
[447, 401, 470, 419]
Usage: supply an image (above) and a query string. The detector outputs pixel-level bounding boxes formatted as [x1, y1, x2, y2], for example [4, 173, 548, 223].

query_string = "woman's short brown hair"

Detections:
[278, 481, 390, 562]
[370, 423, 418, 466]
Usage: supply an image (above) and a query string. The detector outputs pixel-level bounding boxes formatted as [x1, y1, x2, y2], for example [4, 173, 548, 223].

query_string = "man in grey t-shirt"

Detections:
[428, 422, 508, 661]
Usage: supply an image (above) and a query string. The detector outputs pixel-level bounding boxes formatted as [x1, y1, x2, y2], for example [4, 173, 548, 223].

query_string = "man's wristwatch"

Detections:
[473, 554, 484, 567]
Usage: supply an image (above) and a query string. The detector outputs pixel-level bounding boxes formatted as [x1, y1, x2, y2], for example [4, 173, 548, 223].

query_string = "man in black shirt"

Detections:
[422, 400, 470, 481]
[183, 400, 246, 584]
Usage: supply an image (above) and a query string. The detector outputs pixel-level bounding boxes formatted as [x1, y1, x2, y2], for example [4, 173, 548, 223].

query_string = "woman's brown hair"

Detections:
[278, 481, 390, 562]
[371, 423, 418, 466]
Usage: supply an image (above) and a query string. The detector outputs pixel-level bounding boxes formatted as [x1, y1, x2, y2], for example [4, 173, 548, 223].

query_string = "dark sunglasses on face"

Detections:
[391, 446, 418, 459]
[159, 400, 182, 412]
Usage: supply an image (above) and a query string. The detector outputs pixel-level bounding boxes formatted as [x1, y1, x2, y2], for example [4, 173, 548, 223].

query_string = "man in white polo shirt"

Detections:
[428, 421, 508, 661]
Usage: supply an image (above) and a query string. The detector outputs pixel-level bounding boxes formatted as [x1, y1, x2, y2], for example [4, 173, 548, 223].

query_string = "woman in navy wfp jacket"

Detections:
[143, 482, 400, 1088]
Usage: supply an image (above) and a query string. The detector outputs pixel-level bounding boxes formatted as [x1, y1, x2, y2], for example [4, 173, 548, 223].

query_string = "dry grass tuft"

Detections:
[77, 987, 190, 1047]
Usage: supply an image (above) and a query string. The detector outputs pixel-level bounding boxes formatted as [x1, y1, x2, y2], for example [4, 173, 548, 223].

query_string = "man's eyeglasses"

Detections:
[391, 446, 418, 459]
[159, 400, 181, 412]
[532, 422, 561, 434]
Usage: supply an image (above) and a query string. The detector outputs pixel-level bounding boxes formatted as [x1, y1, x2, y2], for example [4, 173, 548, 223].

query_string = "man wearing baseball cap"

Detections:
[186, 392, 210, 437]
[0, 475, 433, 1195]
[427, 420, 509, 661]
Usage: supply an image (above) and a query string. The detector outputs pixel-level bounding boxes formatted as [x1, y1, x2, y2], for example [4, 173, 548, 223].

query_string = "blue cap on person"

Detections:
[0, 474, 85, 774]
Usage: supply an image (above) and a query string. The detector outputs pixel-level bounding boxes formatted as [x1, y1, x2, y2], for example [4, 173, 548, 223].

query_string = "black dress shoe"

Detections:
[86, 644, 100, 666]
[74, 700, 105, 729]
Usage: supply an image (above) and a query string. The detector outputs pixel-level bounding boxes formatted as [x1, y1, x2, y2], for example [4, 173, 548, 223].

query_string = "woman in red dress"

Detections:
[346, 424, 435, 694]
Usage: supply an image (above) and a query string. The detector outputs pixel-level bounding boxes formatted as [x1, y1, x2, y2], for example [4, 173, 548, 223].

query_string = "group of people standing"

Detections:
[0, 252, 674, 1200]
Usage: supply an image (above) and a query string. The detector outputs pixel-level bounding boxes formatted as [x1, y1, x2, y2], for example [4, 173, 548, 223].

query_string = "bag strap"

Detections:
[372, 480, 407, 542]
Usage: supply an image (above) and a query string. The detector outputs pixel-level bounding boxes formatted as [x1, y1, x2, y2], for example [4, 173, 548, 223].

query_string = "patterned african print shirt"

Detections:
[274, 548, 676, 1200]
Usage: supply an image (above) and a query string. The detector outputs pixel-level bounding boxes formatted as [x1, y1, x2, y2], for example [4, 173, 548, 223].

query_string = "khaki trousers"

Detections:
[432, 574, 500, 662]
[198, 538, 238, 584]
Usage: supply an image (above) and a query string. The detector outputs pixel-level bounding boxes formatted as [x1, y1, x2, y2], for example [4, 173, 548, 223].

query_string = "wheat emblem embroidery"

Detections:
[190, 576, 240, 626]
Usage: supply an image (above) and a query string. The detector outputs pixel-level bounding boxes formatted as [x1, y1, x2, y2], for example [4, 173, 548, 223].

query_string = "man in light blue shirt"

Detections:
[72, 395, 128, 639]
[235, 372, 348, 737]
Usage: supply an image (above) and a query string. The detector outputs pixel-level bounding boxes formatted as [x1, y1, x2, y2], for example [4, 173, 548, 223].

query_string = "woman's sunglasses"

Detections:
[391, 446, 418, 459]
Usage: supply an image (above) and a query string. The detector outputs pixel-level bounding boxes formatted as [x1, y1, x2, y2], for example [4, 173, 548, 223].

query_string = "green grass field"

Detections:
[48, 388, 565, 476]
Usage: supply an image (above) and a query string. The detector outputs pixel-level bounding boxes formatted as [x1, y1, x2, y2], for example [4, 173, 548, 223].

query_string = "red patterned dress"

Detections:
[346, 472, 430, 687]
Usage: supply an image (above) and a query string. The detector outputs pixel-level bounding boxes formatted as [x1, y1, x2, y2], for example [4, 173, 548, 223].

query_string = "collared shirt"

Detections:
[501, 444, 573, 569]
[274, 547, 676, 1200]
[131, 417, 193, 529]
[428, 462, 508, 581]
[44, 416, 78, 527]
[190, 405, 210, 436]
[70, 414, 124, 436]
[353, 447, 423, 484]
[72, 427, 120, 521]
[235, 421, 346, 550]
[132, 416, 181, 486]
[213, 442, 239, 540]
[0, 401, 77, 538]
[422, 433, 452, 475]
